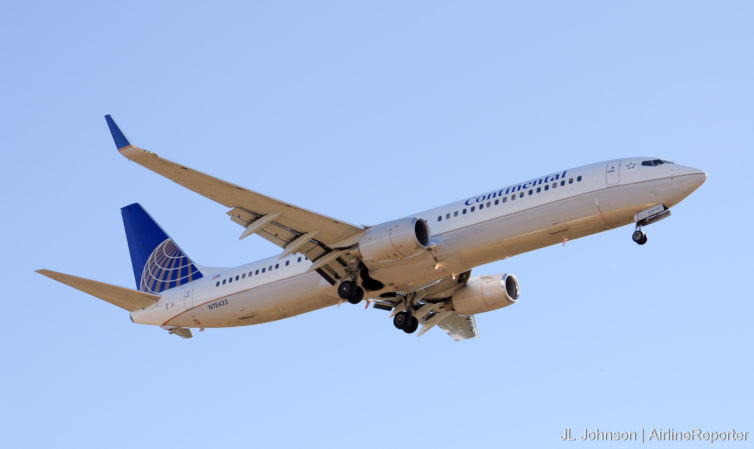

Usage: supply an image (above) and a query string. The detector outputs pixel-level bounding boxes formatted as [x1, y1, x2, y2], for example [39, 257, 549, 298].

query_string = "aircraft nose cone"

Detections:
[681, 166, 707, 191]
[690, 168, 707, 186]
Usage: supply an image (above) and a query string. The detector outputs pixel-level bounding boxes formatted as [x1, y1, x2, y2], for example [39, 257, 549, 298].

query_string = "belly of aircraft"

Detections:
[166, 272, 338, 328]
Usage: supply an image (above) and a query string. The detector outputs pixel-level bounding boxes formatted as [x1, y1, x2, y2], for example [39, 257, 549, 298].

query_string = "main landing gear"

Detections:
[632, 226, 648, 245]
[393, 311, 419, 334]
[337, 280, 364, 304]
[391, 292, 419, 334]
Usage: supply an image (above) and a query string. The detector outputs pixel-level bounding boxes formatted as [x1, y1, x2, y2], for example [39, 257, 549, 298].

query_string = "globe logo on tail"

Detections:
[140, 238, 202, 294]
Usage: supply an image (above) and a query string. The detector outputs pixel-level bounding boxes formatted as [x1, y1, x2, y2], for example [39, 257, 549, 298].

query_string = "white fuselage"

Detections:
[130, 157, 706, 330]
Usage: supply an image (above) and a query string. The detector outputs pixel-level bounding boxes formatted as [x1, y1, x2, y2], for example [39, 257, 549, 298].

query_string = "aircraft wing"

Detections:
[105, 115, 364, 284]
[437, 313, 479, 341]
[425, 272, 479, 340]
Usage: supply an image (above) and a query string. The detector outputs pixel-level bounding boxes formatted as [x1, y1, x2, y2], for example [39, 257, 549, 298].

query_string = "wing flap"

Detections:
[437, 313, 479, 341]
[37, 269, 159, 311]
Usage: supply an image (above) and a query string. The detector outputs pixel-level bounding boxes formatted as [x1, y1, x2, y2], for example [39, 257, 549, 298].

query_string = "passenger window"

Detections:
[437, 216, 442, 222]
[511, 194, 515, 201]
[297, 257, 302, 262]
[242, 273, 246, 279]
[446, 213, 450, 219]
[222, 279, 226, 285]
[216, 281, 220, 287]
[275, 264, 279, 269]
[255, 269, 259, 275]
[471, 206, 475, 212]
[561, 180, 565, 186]
[229, 278, 232, 283]
[544, 185, 549, 191]
[479, 204, 484, 210]
[285, 260, 290, 266]
[262, 268, 265, 273]
[528, 189, 533, 195]
[486, 201, 491, 207]
[454, 211, 458, 217]
[269, 266, 273, 271]
[235, 275, 239, 281]
[569, 178, 573, 184]
[577, 175, 582, 182]
[536, 187, 541, 193]
[462, 208, 467, 214]
[494, 199, 499, 205]
[519, 192, 524, 198]
[553, 182, 557, 188]
[502, 197, 507, 203]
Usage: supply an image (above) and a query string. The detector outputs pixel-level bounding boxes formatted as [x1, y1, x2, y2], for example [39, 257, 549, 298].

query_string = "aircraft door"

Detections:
[183, 285, 195, 310]
[606, 160, 620, 185]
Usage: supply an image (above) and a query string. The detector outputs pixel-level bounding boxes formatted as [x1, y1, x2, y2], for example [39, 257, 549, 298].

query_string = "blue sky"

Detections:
[2, 1, 752, 448]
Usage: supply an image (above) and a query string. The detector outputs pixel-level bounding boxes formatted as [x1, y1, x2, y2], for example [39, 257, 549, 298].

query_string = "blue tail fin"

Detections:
[121, 203, 203, 294]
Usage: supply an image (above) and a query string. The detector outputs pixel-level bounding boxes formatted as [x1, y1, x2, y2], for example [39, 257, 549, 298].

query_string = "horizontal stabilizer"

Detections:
[37, 269, 159, 311]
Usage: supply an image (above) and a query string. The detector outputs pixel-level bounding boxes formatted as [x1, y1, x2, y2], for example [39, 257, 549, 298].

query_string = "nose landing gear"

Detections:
[631, 205, 672, 245]
[632, 226, 648, 245]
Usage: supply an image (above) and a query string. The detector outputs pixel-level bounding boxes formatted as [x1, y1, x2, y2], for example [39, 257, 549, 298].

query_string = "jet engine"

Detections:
[450, 274, 520, 315]
[358, 217, 431, 263]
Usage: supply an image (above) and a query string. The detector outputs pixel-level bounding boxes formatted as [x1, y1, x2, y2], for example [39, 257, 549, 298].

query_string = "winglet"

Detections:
[105, 114, 132, 150]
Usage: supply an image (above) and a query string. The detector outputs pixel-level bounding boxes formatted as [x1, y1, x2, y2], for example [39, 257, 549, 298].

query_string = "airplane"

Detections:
[37, 115, 707, 340]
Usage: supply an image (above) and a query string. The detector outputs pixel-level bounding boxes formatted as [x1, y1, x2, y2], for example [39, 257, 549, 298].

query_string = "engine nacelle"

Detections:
[359, 217, 431, 263]
[451, 274, 520, 315]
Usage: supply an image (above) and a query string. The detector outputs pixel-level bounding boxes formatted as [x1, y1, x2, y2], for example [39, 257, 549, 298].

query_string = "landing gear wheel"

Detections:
[393, 312, 419, 333]
[338, 281, 355, 300]
[393, 311, 409, 330]
[347, 285, 364, 304]
[632, 230, 648, 245]
[337, 281, 365, 303]
[403, 316, 419, 334]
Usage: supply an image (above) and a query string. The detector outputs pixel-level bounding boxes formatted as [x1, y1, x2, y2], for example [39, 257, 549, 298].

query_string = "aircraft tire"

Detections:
[393, 312, 409, 330]
[338, 281, 355, 300]
[347, 286, 364, 304]
[403, 316, 419, 334]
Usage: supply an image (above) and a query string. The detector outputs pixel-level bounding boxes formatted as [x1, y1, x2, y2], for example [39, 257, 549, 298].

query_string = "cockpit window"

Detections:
[641, 159, 675, 167]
